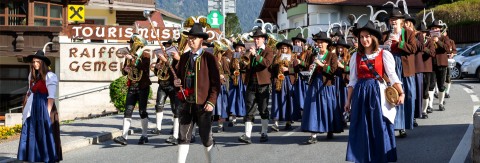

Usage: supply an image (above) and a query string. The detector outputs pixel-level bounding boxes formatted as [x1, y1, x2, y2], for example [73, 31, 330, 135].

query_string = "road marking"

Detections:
[471, 95, 479, 102]
[449, 124, 473, 163]
[282, 127, 301, 137]
[463, 87, 474, 94]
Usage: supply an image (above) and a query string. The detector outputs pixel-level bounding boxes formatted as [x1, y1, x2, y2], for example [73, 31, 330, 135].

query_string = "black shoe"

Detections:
[138, 136, 149, 144]
[216, 126, 224, 133]
[190, 135, 196, 143]
[445, 94, 450, 98]
[165, 135, 174, 143]
[150, 128, 161, 135]
[227, 122, 235, 127]
[259, 133, 269, 142]
[427, 107, 433, 113]
[238, 134, 252, 144]
[398, 130, 407, 138]
[271, 125, 279, 132]
[439, 104, 445, 111]
[413, 119, 418, 127]
[284, 123, 293, 131]
[434, 93, 438, 99]
[307, 136, 317, 144]
[443, 101, 446, 105]
[421, 113, 429, 119]
[326, 132, 334, 139]
[113, 136, 128, 145]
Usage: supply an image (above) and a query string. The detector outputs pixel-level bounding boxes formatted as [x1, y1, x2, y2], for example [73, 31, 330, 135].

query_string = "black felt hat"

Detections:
[404, 14, 416, 26]
[233, 40, 245, 48]
[26, 50, 51, 66]
[336, 37, 350, 49]
[389, 7, 405, 19]
[162, 39, 173, 46]
[276, 39, 293, 50]
[183, 23, 209, 40]
[429, 20, 444, 29]
[312, 31, 332, 45]
[250, 27, 268, 38]
[353, 20, 383, 41]
[291, 33, 306, 43]
[417, 22, 429, 32]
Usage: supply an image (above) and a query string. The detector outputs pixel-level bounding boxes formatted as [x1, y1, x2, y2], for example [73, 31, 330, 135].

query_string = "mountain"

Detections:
[156, 0, 265, 33]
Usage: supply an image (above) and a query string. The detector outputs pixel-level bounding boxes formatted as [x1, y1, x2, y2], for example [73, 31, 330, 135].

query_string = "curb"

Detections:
[1, 124, 156, 163]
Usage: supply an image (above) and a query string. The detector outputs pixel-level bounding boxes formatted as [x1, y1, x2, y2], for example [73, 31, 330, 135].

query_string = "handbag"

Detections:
[360, 50, 399, 105]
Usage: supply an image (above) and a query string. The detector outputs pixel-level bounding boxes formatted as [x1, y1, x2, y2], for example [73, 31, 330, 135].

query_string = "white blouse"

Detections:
[22, 72, 58, 123]
[347, 48, 402, 124]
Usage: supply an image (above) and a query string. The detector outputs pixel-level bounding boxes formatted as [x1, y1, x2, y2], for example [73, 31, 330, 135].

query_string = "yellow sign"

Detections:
[68, 5, 85, 22]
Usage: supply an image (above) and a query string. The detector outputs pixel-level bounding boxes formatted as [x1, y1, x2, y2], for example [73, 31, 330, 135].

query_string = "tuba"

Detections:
[156, 54, 172, 81]
[125, 34, 146, 82]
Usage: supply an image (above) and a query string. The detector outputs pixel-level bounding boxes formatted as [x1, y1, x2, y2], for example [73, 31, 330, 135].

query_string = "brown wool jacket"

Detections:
[176, 50, 220, 106]
[431, 36, 451, 67]
[122, 51, 152, 89]
[382, 28, 418, 77]
[271, 53, 300, 85]
[415, 33, 435, 73]
[306, 49, 338, 86]
[242, 46, 274, 85]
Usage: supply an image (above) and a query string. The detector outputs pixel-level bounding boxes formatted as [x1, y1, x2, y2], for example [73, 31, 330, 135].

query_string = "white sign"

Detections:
[59, 43, 163, 81]
[208, 0, 236, 13]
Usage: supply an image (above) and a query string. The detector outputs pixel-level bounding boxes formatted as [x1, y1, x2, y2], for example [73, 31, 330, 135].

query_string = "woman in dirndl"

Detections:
[226, 41, 247, 127]
[213, 48, 230, 133]
[291, 33, 310, 115]
[383, 6, 418, 137]
[334, 37, 352, 127]
[270, 40, 301, 132]
[18, 50, 62, 163]
[301, 31, 343, 144]
[345, 20, 404, 163]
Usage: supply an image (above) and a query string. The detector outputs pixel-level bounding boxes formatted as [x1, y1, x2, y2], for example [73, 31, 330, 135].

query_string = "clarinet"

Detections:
[308, 50, 322, 84]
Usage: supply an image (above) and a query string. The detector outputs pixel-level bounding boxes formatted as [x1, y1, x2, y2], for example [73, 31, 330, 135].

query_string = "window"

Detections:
[0, 65, 29, 114]
[34, 1, 63, 26]
[318, 13, 329, 25]
[0, 0, 28, 26]
[331, 12, 339, 22]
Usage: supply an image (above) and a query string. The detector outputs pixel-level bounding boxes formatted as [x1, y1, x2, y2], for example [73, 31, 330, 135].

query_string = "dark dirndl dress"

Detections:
[414, 73, 424, 118]
[271, 76, 300, 121]
[335, 69, 348, 115]
[214, 84, 229, 119]
[227, 74, 246, 117]
[17, 80, 58, 163]
[392, 52, 416, 130]
[301, 73, 343, 133]
[293, 74, 308, 111]
[346, 78, 397, 163]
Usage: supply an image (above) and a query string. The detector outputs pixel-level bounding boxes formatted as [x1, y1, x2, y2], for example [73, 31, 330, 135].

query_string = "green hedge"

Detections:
[109, 76, 153, 112]
[417, 0, 480, 26]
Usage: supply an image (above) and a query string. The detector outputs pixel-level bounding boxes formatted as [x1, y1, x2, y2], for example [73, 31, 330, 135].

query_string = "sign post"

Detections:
[207, 10, 224, 29]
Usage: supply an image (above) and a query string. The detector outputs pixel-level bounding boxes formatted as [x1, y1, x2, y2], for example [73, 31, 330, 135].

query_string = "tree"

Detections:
[225, 13, 242, 38]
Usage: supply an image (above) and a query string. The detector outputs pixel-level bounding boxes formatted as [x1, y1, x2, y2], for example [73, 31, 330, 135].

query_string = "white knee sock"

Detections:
[122, 118, 132, 139]
[428, 91, 434, 107]
[177, 144, 190, 163]
[422, 99, 429, 113]
[156, 112, 163, 130]
[245, 122, 253, 137]
[232, 117, 237, 123]
[261, 119, 269, 134]
[311, 133, 317, 138]
[204, 145, 214, 163]
[274, 120, 279, 127]
[141, 118, 148, 137]
[439, 92, 445, 106]
[446, 83, 452, 94]
[173, 118, 179, 139]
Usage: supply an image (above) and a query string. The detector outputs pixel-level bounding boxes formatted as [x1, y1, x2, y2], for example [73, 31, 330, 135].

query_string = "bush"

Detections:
[110, 76, 128, 112]
[0, 125, 22, 139]
[417, 0, 480, 26]
[109, 76, 153, 112]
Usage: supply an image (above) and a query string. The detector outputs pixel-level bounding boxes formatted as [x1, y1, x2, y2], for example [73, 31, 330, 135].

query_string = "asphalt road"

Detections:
[62, 80, 479, 163]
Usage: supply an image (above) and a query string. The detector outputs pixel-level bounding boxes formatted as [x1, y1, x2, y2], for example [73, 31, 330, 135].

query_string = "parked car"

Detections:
[461, 50, 480, 80]
[452, 42, 480, 79]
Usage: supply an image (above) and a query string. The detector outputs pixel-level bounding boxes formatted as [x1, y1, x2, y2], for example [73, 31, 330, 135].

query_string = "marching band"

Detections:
[111, 2, 457, 162]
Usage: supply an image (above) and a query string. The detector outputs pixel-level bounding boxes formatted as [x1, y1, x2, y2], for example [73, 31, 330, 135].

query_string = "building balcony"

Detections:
[0, 26, 62, 57]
